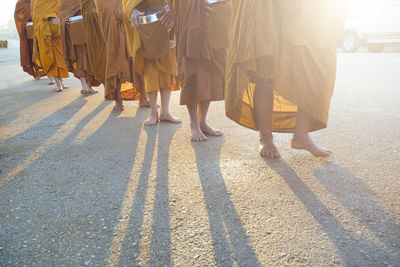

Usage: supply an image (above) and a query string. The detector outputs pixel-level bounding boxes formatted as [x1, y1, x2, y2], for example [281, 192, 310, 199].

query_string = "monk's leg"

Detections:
[85, 77, 98, 94]
[34, 65, 41, 80]
[48, 76, 56, 85]
[292, 109, 332, 157]
[87, 80, 98, 94]
[159, 88, 181, 123]
[187, 103, 207, 142]
[113, 80, 124, 111]
[144, 91, 158, 126]
[198, 100, 222, 136]
[135, 73, 150, 107]
[80, 77, 89, 94]
[54, 77, 63, 92]
[61, 79, 69, 89]
[253, 79, 280, 158]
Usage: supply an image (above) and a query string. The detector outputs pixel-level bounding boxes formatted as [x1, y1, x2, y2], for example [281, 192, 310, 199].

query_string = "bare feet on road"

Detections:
[191, 123, 207, 142]
[259, 134, 280, 158]
[291, 134, 332, 157]
[200, 122, 222, 137]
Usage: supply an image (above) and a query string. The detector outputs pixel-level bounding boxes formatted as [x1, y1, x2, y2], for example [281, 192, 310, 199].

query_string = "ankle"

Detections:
[259, 131, 273, 141]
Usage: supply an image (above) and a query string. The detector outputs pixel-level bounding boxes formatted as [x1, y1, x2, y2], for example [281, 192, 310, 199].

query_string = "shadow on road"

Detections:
[314, 163, 400, 257]
[264, 159, 400, 265]
[112, 122, 181, 266]
[0, 97, 88, 189]
[192, 137, 261, 266]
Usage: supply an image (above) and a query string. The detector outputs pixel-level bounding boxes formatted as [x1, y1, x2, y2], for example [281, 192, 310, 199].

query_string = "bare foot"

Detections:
[139, 98, 150, 108]
[259, 135, 280, 158]
[191, 123, 207, 142]
[88, 88, 98, 94]
[291, 134, 332, 157]
[81, 89, 89, 95]
[200, 122, 222, 137]
[56, 88, 63, 92]
[62, 83, 69, 89]
[159, 112, 181, 123]
[48, 81, 55, 85]
[113, 102, 124, 111]
[144, 110, 159, 126]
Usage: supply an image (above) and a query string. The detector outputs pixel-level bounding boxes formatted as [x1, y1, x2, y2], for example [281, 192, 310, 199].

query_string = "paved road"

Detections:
[1, 41, 399, 266]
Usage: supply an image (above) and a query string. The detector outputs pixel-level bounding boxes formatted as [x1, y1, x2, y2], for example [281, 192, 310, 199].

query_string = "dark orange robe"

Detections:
[60, 0, 96, 85]
[96, 0, 144, 100]
[80, 0, 106, 84]
[170, 0, 226, 105]
[14, 0, 45, 78]
[225, 0, 346, 132]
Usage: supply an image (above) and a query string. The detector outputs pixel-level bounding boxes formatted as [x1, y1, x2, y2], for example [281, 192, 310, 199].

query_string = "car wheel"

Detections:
[367, 44, 384, 53]
[341, 33, 360, 53]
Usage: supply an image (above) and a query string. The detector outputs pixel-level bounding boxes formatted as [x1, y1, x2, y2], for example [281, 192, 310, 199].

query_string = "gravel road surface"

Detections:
[1, 40, 399, 266]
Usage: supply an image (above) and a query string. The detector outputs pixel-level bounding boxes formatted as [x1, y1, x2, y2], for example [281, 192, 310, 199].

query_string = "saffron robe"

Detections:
[14, 0, 45, 78]
[225, 0, 346, 132]
[32, 0, 69, 78]
[60, 0, 96, 84]
[80, 0, 106, 84]
[122, 0, 178, 93]
[170, 0, 228, 105]
[96, 0, 144, 100]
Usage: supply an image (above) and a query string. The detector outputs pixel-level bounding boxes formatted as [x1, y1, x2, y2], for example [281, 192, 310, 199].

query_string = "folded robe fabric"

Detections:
[14, 0, 45, 78]
[80, 0, 106, 84]
[96, 0, 144, 100]
[32, 0, 69, 78]
[170, 0, 228, 105]
[225, 0, 346, 132]
[60, 0, 96, 84]
[122, 0, 178, 93]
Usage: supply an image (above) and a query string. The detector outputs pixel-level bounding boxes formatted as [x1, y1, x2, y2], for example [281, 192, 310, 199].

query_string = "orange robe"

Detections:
[60, 0, 95, 84]
[225, 0, 346, 132]
[96, 0, 144, 100]
[122, 0, 178, 93]
[170, 0, 226, 105]
[32, 0, 69, 78]
[14, 0, 45, 78]
[80, 0, 106, 84]
[30, 0, 41, 68]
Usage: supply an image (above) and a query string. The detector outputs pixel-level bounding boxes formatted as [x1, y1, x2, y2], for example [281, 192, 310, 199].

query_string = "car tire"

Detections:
[341, 33, 360, 53]
[367, 44, 385, 53]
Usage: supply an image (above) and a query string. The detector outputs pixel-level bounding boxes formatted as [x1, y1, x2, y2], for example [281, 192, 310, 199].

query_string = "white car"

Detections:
[340, 3, 400, 52]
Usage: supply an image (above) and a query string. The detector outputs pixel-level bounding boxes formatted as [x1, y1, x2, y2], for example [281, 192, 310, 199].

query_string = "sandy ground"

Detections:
[0, 40, 399, 266]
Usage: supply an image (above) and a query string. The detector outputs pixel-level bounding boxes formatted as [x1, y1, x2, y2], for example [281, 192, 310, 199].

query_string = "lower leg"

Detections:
[159, 88, 181, 123]
[292, 109, 332, 157]
[144, 91, 158, 126]
[134, 73, 149, 107]
[187, 103, 206, 142]
[55, 76, 63, 92]
[198, 100, 222, 136]
[48, 76, 55, 85]
[80, 77, 89, 94]
[87, 78, 98, 93]
[34, 65, 41, 80]
[253, 79, 280, 158]
[113, 80, 124, 111]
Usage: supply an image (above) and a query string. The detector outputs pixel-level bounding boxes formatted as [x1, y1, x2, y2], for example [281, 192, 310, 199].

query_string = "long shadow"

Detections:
[0, 97, 87, 188]
[117, 123, 181, 266]
[0, 79, 59, 128]
[265, 159, 399, 265]
[149, 123, 181, 266]
[118, 125, 158, 266]
[314, 163, 400, 258]
[192, 138, 261, 266]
